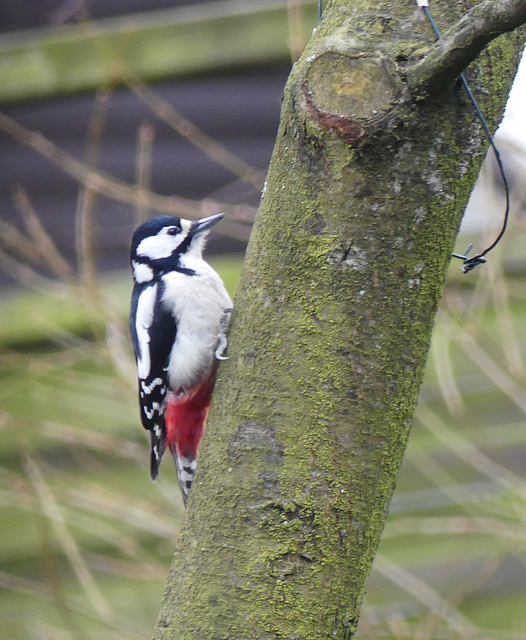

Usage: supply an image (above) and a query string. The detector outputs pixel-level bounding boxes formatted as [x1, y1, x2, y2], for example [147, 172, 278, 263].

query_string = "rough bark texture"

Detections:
[154, 2, 525, 639]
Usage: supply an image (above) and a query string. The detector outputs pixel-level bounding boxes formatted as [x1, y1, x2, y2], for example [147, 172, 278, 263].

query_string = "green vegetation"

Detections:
[1, 247, 525, 640]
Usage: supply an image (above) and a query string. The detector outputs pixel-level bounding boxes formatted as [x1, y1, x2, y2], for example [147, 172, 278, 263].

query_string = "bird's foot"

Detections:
[215, 308, 235, 360]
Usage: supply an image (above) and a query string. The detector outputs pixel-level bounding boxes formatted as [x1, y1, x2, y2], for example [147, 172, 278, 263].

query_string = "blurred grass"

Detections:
[1, 248, 526, 640]
[0, 254, 240, 640]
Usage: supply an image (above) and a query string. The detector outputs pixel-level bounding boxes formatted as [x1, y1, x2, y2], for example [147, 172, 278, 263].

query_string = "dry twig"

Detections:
[0, 111, 255, 239]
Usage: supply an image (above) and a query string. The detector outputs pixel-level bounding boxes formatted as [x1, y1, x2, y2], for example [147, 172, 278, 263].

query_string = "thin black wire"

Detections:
[422, 6, 511, 274]
[318, 0, 323, 22]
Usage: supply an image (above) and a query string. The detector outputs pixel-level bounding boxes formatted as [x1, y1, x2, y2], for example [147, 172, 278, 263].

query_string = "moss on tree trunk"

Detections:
[154, 2, 525, 638]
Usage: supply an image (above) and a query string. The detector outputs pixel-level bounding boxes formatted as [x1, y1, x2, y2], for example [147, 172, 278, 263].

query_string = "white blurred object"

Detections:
[460, 49, 526, 235]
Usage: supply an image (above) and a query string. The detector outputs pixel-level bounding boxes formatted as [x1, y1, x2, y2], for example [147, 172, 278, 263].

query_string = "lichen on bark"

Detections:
[153, 2, 525, 639]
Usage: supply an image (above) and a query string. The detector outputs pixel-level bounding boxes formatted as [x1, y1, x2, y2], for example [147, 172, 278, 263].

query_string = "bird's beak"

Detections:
[190, 213, 224, 236]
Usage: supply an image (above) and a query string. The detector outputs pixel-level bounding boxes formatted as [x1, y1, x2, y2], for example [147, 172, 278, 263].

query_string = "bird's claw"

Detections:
[215, 308, 235, 360]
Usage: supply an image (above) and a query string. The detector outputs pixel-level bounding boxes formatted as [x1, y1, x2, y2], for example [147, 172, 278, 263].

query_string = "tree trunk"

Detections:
[154, 2, 525, 638]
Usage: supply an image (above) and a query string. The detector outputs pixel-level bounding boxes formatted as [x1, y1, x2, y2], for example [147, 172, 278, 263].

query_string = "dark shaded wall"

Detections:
[0, 0, 289, 281]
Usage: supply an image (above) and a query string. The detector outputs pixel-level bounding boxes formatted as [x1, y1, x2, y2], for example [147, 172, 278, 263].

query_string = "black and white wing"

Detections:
[130, 281, 176, 479]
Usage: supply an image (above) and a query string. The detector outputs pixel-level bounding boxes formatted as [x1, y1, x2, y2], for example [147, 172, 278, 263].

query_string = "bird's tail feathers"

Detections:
[171, 450, 197, 505]
[149, 426, 166, 480]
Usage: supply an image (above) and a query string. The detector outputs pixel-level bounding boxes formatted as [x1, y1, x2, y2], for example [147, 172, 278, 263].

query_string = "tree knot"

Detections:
[303, 51, 399, 145]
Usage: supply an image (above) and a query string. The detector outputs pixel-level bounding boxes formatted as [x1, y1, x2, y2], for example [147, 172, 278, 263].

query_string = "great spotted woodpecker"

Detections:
[129, 214, 233, 503]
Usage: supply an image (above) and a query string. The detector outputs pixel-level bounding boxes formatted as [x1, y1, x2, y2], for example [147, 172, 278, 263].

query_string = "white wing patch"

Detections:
[140, 377, 164, 396]
[135, 284, 158, 379]
[143, 402, 161, 420]
[132, 261, 154, 283]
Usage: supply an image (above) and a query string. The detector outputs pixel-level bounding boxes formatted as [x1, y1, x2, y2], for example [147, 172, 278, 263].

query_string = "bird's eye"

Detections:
[166, 226, 179, 236]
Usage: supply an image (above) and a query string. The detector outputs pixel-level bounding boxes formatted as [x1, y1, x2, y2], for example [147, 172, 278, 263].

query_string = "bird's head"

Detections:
[130, 213, 224, 283]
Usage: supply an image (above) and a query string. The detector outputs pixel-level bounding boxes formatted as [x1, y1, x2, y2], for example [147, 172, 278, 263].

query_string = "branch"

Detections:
[0, 112, 254, 241]
[75, 85, 113, 292]
[14, 186, 76, 282]
[407, 0, 526, 95]
[127, 77, 265, 192]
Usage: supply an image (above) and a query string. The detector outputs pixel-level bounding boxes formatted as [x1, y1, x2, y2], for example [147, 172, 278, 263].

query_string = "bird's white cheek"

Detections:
[136, 235, 179, 260]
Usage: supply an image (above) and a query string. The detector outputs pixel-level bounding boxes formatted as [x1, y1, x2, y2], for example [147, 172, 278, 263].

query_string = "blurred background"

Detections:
[1, 2, 526, 639]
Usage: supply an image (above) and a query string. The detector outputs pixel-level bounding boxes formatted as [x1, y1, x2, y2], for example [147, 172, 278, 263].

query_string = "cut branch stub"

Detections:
[303, 51, 399, 144]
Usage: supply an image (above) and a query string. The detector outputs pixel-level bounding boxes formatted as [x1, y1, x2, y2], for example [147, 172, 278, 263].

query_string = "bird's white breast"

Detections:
[161, 258, 232, 392]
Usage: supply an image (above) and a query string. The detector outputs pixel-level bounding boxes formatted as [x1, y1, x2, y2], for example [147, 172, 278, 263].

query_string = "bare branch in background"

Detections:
[287, 0, 306, 63]
[0, 246, 66, 292]
[0, 218, 44, 266]
[135, 121, 155, 227]
[373, 554, 483, 640]
[0, 187, 75, 289]
[49, 0, 91, 25]
[75, 85, 113, 293]
[24, 455, 114, 620]
[128, 78, 266, 193]
[76, 12, 265, 193]
[14, 187, 76, 283]
[0, 112, 255, 240]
